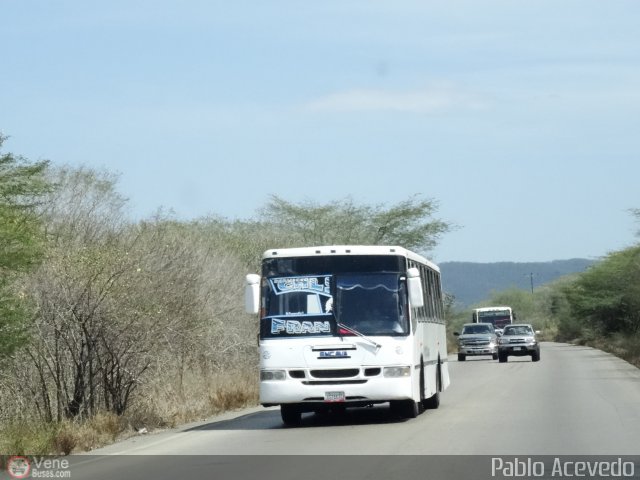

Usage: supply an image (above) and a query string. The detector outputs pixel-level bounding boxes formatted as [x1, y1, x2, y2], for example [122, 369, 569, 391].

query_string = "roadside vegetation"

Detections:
[0, 134, 452, 455]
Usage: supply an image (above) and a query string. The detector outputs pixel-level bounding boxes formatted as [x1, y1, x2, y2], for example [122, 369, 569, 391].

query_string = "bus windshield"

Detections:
[335, 273, 408, 336]
[260, 272, 409, 338]
[477, 310, 512, 328]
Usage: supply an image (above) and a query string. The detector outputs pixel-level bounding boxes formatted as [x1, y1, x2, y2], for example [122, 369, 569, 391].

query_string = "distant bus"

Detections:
[472, 306, 516, 330]
[245, 245, 450, 426]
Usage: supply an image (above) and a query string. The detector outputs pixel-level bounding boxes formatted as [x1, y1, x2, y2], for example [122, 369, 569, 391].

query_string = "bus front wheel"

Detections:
[281, 404, 302, 426]
[390, 399, 418, 419]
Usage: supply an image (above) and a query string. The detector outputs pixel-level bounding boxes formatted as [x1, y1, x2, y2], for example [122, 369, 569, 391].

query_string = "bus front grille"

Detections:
[310, 369, 359, 379]
[302, 380, 367, 385]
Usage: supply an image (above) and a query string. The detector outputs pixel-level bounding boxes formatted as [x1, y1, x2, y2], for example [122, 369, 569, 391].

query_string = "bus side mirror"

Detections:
[407, 267, 424, 308]
[245, 274, 261, 314]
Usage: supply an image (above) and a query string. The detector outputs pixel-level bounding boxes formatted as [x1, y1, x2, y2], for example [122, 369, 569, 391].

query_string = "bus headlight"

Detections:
[383, 366, 411, 378]
[260, 369, 286, 381]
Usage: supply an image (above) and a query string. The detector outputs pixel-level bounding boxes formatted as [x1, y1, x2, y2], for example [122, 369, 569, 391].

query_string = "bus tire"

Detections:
[390, 399, 418, 419]
[498, 353, 508, 363]
[458, 353, 466, 361]
[281, 404, 302, 426]
[402, 400, 419, 419]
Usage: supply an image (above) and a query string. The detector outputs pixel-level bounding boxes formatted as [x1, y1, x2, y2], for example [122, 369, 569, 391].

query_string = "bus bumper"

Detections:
[259, 371, 414, 406]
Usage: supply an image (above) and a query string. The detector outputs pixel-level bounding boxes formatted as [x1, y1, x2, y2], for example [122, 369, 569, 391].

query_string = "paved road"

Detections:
[59, 342, 640, 479]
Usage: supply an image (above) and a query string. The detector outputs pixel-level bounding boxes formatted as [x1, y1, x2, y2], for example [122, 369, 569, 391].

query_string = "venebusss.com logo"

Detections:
[6, 456, 31, 479]
[5, 455, 71, 479]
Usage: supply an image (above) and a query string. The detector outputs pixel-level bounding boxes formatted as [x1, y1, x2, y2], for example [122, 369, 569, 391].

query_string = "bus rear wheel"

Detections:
[281, 404, 302, 426]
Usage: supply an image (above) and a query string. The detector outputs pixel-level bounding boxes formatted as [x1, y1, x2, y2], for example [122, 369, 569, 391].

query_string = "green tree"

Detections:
[194, 215, 287, 273]
[259, 194, 452, 253]
[0, 135, 51, 357]
[562, 246, 640, 336]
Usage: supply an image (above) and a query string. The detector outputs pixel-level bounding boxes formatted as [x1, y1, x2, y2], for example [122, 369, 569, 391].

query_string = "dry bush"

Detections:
[53, 426, 76, 455]
[122, 406, 168, 432]
[0, 421, 58, 456]
[208, 374, 258, 413]
[2, 413, 129, 455]
[135, 369, 258, 429]
[589, 332, 640, 368]
[49, 412, 127, 454]
[88, 412, 125, 441]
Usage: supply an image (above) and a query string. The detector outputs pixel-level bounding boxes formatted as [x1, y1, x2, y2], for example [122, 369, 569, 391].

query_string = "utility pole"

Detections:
[525, 272, 535, 294]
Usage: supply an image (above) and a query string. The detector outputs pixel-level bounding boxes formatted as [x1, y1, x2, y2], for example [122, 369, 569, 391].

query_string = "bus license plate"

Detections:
[324, 391, 345, 403]
[513, 347, 522, 351]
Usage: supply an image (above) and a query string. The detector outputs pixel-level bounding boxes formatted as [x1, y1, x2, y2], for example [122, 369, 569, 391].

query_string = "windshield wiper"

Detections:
[337, 322, 381, 352]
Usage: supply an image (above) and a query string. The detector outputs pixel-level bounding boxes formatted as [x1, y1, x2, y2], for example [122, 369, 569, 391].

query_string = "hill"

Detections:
[439, 259, 596, 308]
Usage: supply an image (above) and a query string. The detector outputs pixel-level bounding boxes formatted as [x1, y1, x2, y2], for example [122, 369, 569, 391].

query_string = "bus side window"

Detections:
[435, 274, 444, 320]
[426, 269, 435, 319]
[419, 265, 428, 320]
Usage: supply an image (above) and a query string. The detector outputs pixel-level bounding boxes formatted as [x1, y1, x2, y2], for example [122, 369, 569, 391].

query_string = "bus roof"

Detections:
[473, 306, 512, 312]
[261, 245, 439, 272]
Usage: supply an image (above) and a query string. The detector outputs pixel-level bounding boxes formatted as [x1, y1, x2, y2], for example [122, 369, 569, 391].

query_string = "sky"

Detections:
[2, 1, 639, 263]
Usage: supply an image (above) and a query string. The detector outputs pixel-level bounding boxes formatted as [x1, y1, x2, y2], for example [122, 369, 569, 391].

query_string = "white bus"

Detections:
[245, 245, 450, 426]
[472, 306, 516, 331]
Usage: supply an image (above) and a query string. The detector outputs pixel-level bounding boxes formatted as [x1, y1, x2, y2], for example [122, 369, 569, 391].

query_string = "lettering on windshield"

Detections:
[269, 276, 330, 295]
[270, 319, 331, 335]
[262, 275, 334, 338]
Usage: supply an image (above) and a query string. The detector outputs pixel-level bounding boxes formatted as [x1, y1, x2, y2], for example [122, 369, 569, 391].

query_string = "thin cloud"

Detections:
[305, 86, 487, 113]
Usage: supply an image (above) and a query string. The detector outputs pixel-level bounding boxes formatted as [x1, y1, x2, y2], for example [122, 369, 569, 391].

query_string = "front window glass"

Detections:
[504, 326, 533, 336]
[261, 275, 334, 338]
[258, 255, 410, 339]
[478, 310, 512, 328]
[335, 273, 408, 336]
[462, 324, 493, 334]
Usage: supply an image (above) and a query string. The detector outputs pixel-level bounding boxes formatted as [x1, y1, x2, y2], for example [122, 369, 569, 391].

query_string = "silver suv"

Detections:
[454, 323, 498, 361]
[498, 323, 540, 362]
